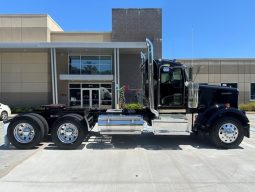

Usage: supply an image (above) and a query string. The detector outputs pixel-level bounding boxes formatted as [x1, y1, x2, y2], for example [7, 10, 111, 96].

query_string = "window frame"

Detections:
[68, 54, 112, 75]
[250, 82, 255, 101]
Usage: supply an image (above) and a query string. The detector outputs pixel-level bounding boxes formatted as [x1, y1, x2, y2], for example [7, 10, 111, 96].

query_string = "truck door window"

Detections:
[159, 68, 184, 107]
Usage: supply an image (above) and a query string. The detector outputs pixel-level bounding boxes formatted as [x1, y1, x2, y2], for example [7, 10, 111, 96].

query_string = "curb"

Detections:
[246, 112, 255, 114]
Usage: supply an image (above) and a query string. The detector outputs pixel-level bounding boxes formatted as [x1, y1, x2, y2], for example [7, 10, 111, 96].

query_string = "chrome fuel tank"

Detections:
[98, 114, 144, 134]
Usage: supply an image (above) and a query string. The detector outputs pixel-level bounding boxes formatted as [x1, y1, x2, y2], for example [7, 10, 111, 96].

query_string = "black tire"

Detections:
[51, 115, 87, 149]
[63, 113, 89, 132]
[24, 113, 49, 137]
[23, 114, 45, 139]
[210, 117, 244, 149]
[7, 116, 44, 149]
[0, 111, 8, 121]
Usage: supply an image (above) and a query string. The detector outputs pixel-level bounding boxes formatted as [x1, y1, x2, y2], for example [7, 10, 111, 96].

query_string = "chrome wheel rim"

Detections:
[218, 123, 238, 143]
[57, 123, 78, 144]
[14, 123, 35, 143]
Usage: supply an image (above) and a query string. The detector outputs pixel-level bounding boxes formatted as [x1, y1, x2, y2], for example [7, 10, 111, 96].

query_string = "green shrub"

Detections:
[124, 103, 143, 110]
[239, 102, 255, 111]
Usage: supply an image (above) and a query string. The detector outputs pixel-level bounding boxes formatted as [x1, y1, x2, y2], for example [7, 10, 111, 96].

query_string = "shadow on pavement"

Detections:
[0, 144, 41, 150]
[44, 143, 86, 150]
[1, 134, 244, 151]
[84, 134, 239, 150]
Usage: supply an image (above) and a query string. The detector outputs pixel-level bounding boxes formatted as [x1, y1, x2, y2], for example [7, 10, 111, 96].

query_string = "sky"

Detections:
[0, 0, 254, 59]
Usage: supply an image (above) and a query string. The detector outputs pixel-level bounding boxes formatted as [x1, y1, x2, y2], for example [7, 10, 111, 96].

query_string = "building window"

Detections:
[81, 56, 100, 74]
[100, 56, 112, 74]
[251, 83, 255, 100]
[69, 55, 112, 75]
[221, 83, 238, 88]
[69, 56, 81, 74]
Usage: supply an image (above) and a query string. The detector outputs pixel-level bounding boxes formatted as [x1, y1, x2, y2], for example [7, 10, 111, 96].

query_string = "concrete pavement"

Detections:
[0, 122, 39, 178]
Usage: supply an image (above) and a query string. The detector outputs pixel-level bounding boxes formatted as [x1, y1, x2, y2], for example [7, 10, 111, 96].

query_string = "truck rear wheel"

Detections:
[210, 117, 244, 149]
[51, 115, 86, 149]
[7, 116, 44, 149]
[23, 113, 49, 138]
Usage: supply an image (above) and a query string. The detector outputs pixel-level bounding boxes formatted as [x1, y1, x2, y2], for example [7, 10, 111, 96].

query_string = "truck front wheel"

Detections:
[210, 117, 244, 149]
[51, 116, 86, 149]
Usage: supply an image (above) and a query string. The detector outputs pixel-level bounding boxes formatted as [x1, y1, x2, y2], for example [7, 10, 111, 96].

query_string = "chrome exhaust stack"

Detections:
[140, 51, 146, 64]
[140, 51, 146, 102]
[146, 38, 159, 118]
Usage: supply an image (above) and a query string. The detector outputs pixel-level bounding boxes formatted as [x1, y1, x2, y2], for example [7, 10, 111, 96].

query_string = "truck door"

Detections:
[158, 66, 185, 108]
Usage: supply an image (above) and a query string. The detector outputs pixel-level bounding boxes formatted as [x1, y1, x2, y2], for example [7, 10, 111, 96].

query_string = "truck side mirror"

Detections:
[188, 67, 193, 81]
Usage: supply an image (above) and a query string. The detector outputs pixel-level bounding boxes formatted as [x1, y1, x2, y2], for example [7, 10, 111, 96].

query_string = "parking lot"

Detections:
[0, 115, 255, 192]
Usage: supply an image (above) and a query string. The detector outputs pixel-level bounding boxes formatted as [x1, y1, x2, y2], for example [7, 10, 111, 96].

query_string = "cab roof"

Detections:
[155, 59, 185, 67]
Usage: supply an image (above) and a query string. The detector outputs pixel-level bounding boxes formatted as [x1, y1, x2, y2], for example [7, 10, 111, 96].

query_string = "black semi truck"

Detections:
[4, 39, 250, 149]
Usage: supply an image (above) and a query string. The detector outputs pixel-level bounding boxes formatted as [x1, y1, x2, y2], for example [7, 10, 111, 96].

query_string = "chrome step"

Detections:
[152, 114, 190, 135]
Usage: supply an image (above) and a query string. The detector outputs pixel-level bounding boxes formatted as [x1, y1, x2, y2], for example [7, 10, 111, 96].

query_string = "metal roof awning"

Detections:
[0, 42, 146, 49]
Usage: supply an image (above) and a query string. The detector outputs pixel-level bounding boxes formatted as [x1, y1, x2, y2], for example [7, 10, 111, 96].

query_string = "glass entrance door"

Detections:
[69, 83, 112, 109]
[82, 89, 100, 108]
[82, 89, 90, 108]
[91, 89, 99, 108]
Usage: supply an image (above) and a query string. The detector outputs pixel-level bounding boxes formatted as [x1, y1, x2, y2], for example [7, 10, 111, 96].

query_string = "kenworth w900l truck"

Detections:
[4, 39, 250, 149]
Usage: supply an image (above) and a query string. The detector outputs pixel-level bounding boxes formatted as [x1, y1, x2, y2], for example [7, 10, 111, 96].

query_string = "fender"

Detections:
[195, 106, 250, 137]
[195, 104, 225, 126]
[207, 107, 250, 137]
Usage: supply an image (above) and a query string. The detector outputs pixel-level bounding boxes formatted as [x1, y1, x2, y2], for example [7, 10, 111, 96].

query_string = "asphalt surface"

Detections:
[0, 114, 255, 192]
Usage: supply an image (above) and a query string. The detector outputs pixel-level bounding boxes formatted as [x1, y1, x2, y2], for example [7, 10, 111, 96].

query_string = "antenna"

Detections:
[191, 26, 197, 82]
[191, 26, 194, 72]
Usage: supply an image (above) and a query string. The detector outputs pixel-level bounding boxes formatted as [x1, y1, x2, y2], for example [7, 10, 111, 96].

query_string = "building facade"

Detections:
[0, 9, 162, 108]
[0, 9, 254, 108]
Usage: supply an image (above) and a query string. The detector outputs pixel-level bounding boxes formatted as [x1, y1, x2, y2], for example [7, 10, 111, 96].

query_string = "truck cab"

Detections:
[143, 59, 239, 113]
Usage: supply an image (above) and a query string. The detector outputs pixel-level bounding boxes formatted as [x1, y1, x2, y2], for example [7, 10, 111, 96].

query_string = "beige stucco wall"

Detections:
[0, 15, 111, 43]
[47, 16, 63, 32]
[0, 51, 51, 106]
[0, 15, 63, 42]
[0, 15, 48, 42]
[0, 15, 115, 107]
[0, 14, 63, 106]
[51, 32, 112, 42]
[47, 15, 63, 42]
